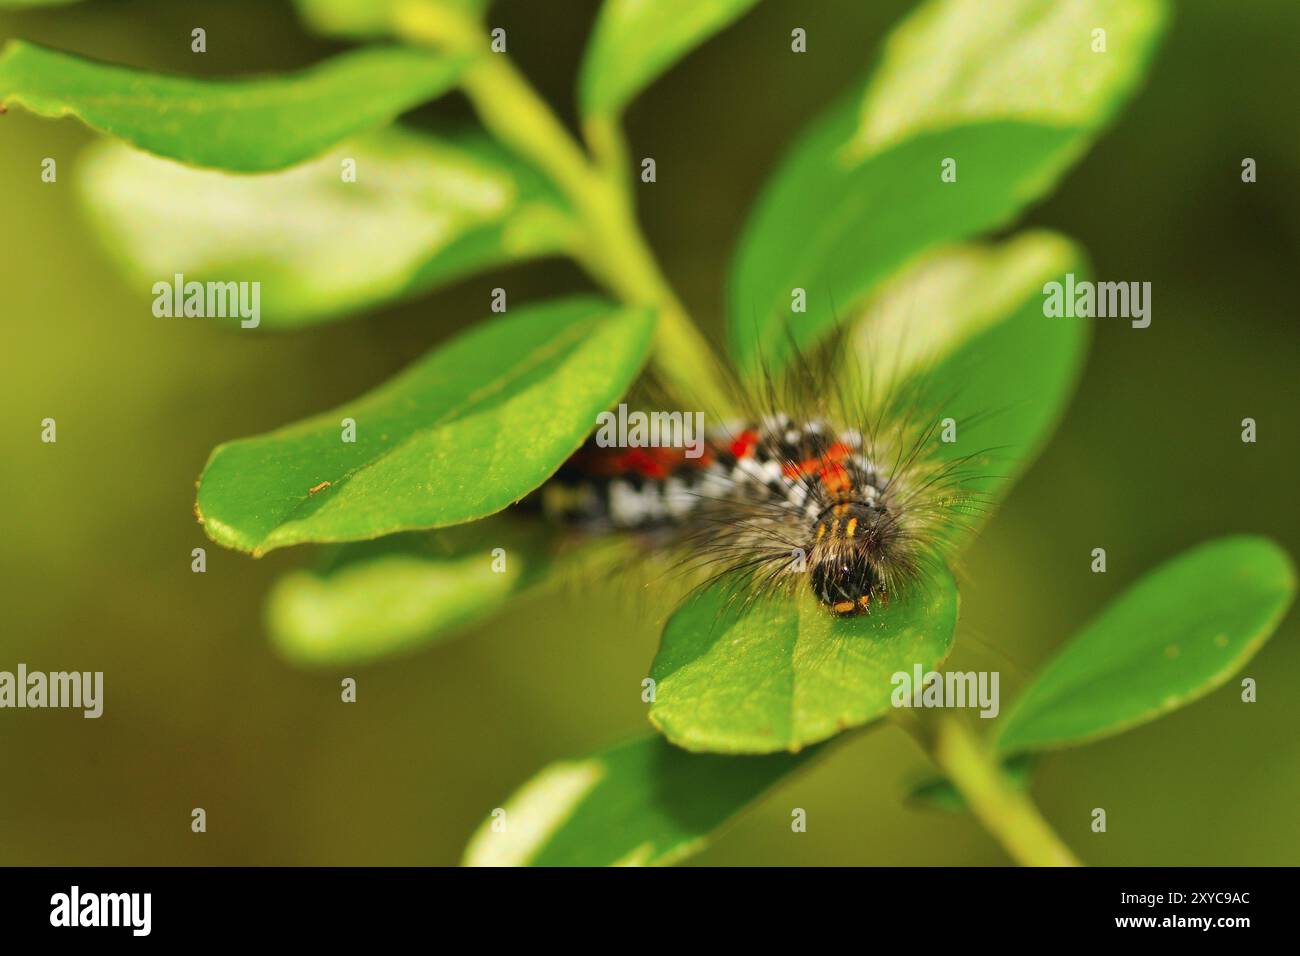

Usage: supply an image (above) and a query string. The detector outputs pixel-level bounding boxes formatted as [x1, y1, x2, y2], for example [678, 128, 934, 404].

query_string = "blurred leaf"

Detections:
[579, 0, 761, 119]
[0, 0, 82, 7]
[853, 231, 1090, 537]
[267, 516, 625, 667]
[849, 0, 1166, 156]
[78, 128, 576, 329]
[0, 41, 466, 172]
[995, 536, 1296, 756]
[463, 734, 812, 866]
[293, 0, 490, 39]
[728, 0, 1168, 374]
[906, 754, 1036, 813]
[196, 297, 655, 555]
[649, 567, 958, 754]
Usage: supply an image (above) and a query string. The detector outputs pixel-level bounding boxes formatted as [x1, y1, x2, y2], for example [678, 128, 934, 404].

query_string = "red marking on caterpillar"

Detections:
[730, 430, 759, 459]
[566, 443, 711, 479]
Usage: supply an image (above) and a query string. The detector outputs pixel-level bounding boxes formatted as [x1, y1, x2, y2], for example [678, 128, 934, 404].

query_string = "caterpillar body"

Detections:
[536, 403, 977, 616]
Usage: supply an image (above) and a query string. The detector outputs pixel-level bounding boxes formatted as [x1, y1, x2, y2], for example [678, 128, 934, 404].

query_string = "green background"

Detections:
[1, 0, 1296, 865]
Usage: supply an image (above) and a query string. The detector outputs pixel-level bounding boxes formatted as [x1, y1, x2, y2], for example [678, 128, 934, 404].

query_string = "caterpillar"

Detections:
[533, 349, 986, 617]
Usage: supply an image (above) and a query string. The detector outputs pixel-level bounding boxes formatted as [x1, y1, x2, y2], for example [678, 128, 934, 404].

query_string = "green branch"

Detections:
[394, 0, 733, 416]
[896, 712, 1081, 867]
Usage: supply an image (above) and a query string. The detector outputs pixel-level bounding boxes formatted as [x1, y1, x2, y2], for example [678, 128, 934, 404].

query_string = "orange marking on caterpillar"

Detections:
[784, 441, 853, 480]
[819, 462, 852, 495]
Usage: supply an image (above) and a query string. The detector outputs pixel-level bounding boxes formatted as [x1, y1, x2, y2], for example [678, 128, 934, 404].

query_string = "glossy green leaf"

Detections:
[579, 0, 761, 119]
[196, 297, 655, 555]
[650, 567, 959, 754]
[853, 231, 1090, 535]
[293, 0, 490, 39]
[0, 41, 466, 172]
[267, 517, 625, 666]
[995, 536, 1296, 756]
[78, 128, 576, 328]
[463, 734, 812, 866]
[728, 0, 1167, 374]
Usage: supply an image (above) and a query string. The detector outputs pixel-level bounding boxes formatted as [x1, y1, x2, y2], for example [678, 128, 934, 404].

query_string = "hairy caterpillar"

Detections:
[532, 342, 987, 617]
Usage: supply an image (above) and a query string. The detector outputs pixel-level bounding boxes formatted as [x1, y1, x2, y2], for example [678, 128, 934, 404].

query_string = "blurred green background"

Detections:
[2, 0, 1296, 865]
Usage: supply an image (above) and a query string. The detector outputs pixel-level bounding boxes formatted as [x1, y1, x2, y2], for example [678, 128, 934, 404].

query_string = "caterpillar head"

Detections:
[808, 499, 901, 616]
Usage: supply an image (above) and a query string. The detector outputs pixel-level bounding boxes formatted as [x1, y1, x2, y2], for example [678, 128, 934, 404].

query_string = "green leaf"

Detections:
[995, 536, 1297, 756]
[463, 734, 812, 866]
[293, 0, 489, 39]
[649, 566, 959, 754]
[579, 0, 761, 119]
[267, 517, 625, 667]
[0, 0, 82, 7]
[196, 297, 655, 555]
[0, 41, 466, 172]
[728, 0, 1168, 374]
[853, 231, 1090, 533]
[77, 128, 576, 329]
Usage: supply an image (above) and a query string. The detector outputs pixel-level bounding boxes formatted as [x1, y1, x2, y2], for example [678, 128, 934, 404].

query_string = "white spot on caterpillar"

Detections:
[609, 480, 643, 526]
[697, 468, 731, 500]
[640, 484, 666, 522]
[664, 477, 694, 518]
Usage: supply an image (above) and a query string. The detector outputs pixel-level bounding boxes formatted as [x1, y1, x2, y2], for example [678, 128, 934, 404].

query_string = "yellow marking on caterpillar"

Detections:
[845, 517, 858, 538]
[859, 595, 871, 608]
[832, 600, 856, 614]
[816, 523, 826, 540]
[308, 481, 331, 495]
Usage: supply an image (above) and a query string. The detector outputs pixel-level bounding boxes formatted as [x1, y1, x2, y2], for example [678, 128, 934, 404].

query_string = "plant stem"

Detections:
[583, 114, 635, 209]
[897, 712, 1081, 867]
[395, 2, 733, 416]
